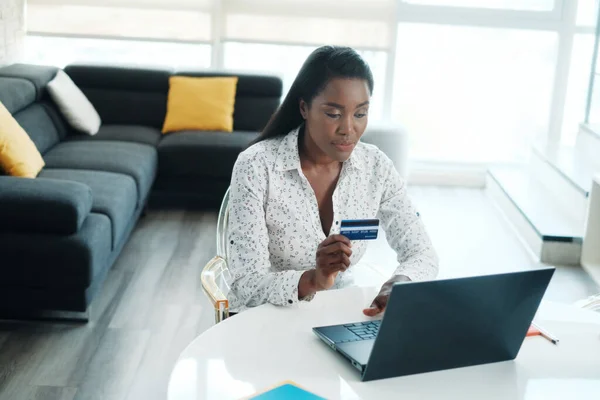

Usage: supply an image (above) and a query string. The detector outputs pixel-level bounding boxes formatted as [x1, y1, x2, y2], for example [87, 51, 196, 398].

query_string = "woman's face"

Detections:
[300, 78, 370, 162]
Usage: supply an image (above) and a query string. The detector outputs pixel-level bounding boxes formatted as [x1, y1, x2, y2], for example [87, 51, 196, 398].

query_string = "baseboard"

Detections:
[0, 308, 90, 324]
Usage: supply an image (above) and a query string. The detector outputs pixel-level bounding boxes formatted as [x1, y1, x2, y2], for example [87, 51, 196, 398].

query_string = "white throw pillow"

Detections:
[47, 70, 101, 135]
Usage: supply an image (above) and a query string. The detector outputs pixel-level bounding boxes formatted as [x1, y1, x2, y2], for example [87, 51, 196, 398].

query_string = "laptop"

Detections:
[313, 268, 555, 382]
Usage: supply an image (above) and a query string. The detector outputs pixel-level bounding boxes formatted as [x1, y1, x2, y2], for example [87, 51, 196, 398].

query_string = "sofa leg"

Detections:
[0, 307, 90, 324]
[43, 308, 90, 323]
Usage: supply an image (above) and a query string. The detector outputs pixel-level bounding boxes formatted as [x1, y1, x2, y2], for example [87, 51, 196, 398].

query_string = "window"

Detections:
[27, 2, 212, 41]
[224, 15, 390, 49]
[223, 42, 387, 120]
[25, 0, 213, 69]
[577, 0, 599, 27]
[27, 0, 211, 41]
[21, 0, 597, 167]
[562, 34, 595, 144]
[25, 36, 211, 69]
[403, 0, 556, 11]
[587, 47, 600, 126]
[219, 0, 394, 119]
[392, 24, 557, 163]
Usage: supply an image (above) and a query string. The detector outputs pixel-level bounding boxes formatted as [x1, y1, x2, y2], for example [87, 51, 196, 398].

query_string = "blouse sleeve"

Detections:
[377, 155, 439, 281]
[227, 152, 305, 308]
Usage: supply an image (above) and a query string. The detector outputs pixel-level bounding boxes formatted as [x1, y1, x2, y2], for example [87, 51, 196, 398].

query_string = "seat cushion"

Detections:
[66, 125, 162, 147]
[158, 130, 258, 178]
[43, 141, 157, 205]
[39, 169, 137, 249]
[0, 213, 112, 288]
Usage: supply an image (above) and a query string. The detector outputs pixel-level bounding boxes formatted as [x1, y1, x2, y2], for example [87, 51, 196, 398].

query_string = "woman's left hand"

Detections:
[363, 275, 411, 316]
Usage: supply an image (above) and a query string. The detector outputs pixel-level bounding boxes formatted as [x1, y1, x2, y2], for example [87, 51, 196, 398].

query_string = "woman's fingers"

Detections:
[338, 253, 351, 267]
[319, 251, 351, 269]
[363, 295, 388, 316]
[317, 243, 351, 259]
[320, 234, 352, 248]
[320, 242, 352, 257]
[323, 263, 349, 274]
[316, 236, 352, 286]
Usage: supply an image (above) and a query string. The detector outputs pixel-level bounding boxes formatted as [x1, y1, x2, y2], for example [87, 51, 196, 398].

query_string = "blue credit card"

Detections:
[340, 219, 379, 240]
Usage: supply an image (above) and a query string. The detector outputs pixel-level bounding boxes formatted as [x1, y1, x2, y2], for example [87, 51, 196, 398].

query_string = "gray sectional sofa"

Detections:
[0, 63, 282, 319]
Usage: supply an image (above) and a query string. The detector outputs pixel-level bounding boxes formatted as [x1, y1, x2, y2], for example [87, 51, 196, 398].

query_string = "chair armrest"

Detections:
[0, 176, 93, 235]
[201, 256, 231, 323]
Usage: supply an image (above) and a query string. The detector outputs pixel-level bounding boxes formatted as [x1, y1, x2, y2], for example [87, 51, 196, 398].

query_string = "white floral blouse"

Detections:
[227, 127, 438, 312]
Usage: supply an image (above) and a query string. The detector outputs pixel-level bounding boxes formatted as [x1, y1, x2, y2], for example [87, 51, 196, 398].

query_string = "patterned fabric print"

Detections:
[227, 127, 439, 312]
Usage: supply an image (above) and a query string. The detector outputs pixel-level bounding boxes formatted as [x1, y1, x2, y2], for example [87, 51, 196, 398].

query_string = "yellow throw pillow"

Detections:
[0, 102, 45, 178]
[162, 76, 239, 133]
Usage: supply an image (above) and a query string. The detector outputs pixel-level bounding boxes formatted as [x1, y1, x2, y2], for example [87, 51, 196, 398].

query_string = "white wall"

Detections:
[0, 0, 25, 66]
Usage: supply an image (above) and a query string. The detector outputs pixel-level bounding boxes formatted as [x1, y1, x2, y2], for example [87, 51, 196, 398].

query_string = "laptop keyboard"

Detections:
[342, 320, 381, 342]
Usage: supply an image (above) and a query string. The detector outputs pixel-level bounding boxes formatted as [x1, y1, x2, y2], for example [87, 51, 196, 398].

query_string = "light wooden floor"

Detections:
[0, 187, 598, 400]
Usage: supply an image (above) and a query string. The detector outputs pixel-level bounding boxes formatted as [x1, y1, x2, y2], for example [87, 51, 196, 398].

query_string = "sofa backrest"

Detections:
[0, 64, 68, 155]
[64, 64, 283, 132]
[64, 64, 172, 129]
[0, 62, 283, 154]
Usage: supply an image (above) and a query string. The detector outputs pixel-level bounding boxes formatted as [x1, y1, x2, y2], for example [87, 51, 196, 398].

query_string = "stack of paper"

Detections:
[574, 293, 600, 312]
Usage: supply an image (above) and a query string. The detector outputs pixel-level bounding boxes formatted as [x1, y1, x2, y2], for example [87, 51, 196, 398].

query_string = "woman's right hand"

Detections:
[298, 235, 352, 299]
[313, 234, 353, 290]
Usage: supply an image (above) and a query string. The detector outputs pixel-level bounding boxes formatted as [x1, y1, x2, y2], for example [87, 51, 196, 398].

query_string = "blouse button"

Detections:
[288, 299, 293, 304]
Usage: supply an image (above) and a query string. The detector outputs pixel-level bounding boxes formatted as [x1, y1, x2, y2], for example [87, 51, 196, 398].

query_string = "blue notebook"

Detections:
[248, 381, 325, 399]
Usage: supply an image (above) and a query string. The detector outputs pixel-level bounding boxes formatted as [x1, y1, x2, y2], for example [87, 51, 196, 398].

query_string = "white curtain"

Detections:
[27, 0, 396, 48]
[27, 0, 215, 41]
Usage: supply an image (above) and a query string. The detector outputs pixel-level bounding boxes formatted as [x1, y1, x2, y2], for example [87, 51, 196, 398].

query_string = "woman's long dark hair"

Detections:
[251, 46, 374, 146]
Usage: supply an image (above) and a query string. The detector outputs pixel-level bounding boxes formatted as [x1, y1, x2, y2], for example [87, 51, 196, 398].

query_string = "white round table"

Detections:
[168, 286, 600, 400]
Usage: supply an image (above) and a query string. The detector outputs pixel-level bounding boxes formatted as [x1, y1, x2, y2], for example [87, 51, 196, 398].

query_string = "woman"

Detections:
[228, 46, 438, 315]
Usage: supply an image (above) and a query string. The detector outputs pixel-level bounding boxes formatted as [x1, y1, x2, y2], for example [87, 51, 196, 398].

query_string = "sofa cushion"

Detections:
[162, 76, 238, 133]
[0, 102, 46, 178]
[13, 103, 64, 155]
[66, 125, 162, 147]
[174, 71, 282, 132]
[0, 77, 36, 114]
[158, 130, 259, 178]
[0, 64, 59, 100]
[40, 169, 137, 249]
[233, 97, 280, 132]
[0, 213, 112, 288]
[43, 141, 157, 205]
